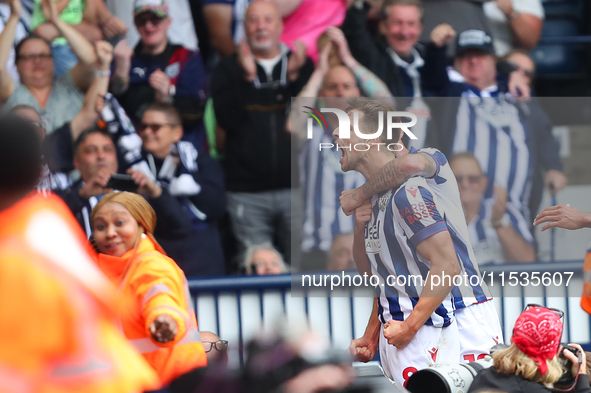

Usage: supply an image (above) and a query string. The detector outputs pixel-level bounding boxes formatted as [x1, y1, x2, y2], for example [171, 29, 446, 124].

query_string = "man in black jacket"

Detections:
[341, 0, 455, 99]
[55, 126, 228, 277]
[211, 0, 314, 263]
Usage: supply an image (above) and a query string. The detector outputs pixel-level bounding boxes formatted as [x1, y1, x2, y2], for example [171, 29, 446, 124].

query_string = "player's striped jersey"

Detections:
[300, 125, 365, 252]
[366, 148, 491, 328]
[468, 198, 534, 266]
[408, 147, 491, 308]
[451, 92, 533, 221]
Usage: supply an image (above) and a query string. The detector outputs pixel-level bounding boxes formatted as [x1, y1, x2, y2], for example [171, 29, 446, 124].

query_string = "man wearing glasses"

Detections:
[449, 152, 535, 264]
[200, 332, 229, 366]
[110, 0, 209, 151]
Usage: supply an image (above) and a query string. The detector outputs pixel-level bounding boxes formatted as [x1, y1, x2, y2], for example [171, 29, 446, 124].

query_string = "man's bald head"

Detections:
[320, 66, 360, 98]
[245, 0, 283, 57]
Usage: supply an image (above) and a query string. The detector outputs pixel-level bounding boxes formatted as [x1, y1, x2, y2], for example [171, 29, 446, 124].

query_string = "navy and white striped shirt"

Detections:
[367, 148, 490, 327]
[451, 88, 533, 221]
[468, 198, 534, 266]
[300, 125, 365, 252]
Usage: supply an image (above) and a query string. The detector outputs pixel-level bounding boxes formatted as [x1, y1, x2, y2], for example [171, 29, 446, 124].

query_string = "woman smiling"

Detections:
[90, 191, 207, 388]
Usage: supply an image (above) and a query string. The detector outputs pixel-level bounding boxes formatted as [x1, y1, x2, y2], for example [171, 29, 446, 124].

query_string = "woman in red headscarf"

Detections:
[468, 305, 590, 393]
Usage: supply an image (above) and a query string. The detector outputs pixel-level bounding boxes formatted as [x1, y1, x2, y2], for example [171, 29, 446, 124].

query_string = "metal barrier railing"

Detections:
[189, 260, 590, 365]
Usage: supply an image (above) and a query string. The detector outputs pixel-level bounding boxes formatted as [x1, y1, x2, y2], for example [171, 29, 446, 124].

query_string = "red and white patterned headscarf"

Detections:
[512, 307, 563, 375]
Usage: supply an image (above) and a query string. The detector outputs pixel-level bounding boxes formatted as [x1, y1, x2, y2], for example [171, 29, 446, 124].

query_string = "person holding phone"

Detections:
[56, 126, 193, 243]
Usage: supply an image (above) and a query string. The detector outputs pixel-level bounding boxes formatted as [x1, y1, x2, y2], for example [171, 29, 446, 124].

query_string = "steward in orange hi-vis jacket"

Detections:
[581, 246, 591, 315]
[0, 192, 159, 393]
[91, 192, 207, 387]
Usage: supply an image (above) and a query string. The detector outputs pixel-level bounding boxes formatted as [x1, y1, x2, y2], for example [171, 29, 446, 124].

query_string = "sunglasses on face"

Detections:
[508, 62, 534, 79]
[202, 340, 228, 353]
[135, 15, 165, 28]
[137, 122, 177, 133]
[456, 175, 484, 185]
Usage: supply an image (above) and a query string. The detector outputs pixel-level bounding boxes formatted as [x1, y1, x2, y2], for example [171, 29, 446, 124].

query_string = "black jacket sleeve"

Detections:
[420, 42, 450, 97]
[289, 56, 315, 96]
[54, 185, 88, 217]
[44, 122, 75, 174]
[575, 374, 591, 393]
[187, 152, 226, 220]
[211, 55, 247, 133]
[340, 3, 384, 73]
[53, 183, 90, 235]
[148, 188, 193, 239]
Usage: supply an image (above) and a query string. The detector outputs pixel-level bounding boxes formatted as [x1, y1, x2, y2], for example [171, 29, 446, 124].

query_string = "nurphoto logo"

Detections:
[303, 107, 419, 152]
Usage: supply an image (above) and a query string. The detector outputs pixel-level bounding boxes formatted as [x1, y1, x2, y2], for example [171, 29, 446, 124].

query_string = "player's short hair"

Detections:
[0, 114, 42, 193]
[144, 102, 182, 127]
[345, 97, 401, 146]
[492, 343, 563, 385]
[74, 127, 114, 156]
[449, 152, 483, 175]
[379, 0, 424, 21]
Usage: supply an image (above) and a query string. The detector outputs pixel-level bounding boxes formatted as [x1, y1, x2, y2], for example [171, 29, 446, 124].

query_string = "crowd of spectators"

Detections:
[2, 0, 575, 276]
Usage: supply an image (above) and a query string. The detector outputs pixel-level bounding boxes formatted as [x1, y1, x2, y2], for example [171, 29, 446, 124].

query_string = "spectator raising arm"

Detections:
[70, 41, 112, 141]
[340, 1, 386, 78]
[43, 41, 112, 174]
[110, 39, 133, 96]
[86, 0, 128, 39]
[0, 0, 20, 103]
[40, 0, 98, 92]
[325, 27, 391, 98]
[287, 43, 331, 135]
[495, 0, 542, 50]
[203, 3, 238, 56]
[271, 0, 305, 18]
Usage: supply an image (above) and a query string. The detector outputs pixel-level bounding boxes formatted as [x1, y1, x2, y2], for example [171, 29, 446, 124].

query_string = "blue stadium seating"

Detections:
[533, 19, 580, 75]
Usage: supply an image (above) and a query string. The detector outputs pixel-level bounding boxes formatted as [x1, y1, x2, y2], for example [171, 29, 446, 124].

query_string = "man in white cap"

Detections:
[111, 0, 209, 150]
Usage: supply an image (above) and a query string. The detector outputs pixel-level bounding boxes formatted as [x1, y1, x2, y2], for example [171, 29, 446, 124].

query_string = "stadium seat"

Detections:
[542, 0, 582, 20]
[532, 19, 580, 75]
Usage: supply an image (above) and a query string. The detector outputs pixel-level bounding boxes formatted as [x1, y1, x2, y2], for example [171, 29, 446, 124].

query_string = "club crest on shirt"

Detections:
[165, 62, 180, 79]
[379, 191, 392, 211]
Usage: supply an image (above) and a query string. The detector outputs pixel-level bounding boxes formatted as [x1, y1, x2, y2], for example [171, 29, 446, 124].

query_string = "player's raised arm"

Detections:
[340, 152, 437, 216]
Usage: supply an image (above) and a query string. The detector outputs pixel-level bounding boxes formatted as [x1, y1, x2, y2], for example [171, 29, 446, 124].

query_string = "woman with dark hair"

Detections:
[90, 191, 207, 388]
[468, 305, 591, 393]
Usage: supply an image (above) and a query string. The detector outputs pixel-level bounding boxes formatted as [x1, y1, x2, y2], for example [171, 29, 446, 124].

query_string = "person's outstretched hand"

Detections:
[150, 314, 178, 343]
[534, 204, 591, 231]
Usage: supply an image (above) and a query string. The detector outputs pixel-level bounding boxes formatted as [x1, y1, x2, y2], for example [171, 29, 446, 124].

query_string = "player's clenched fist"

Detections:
[354, 201, 373, 231]
[348, 336, 378, 363]
[340, 189, 364, 216]
[383, 320, 417, 349]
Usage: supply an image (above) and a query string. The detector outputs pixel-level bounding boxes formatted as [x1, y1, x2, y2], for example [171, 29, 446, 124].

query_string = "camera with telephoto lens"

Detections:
[554, 344, 581, 390]
[405, 344, 508, 393]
